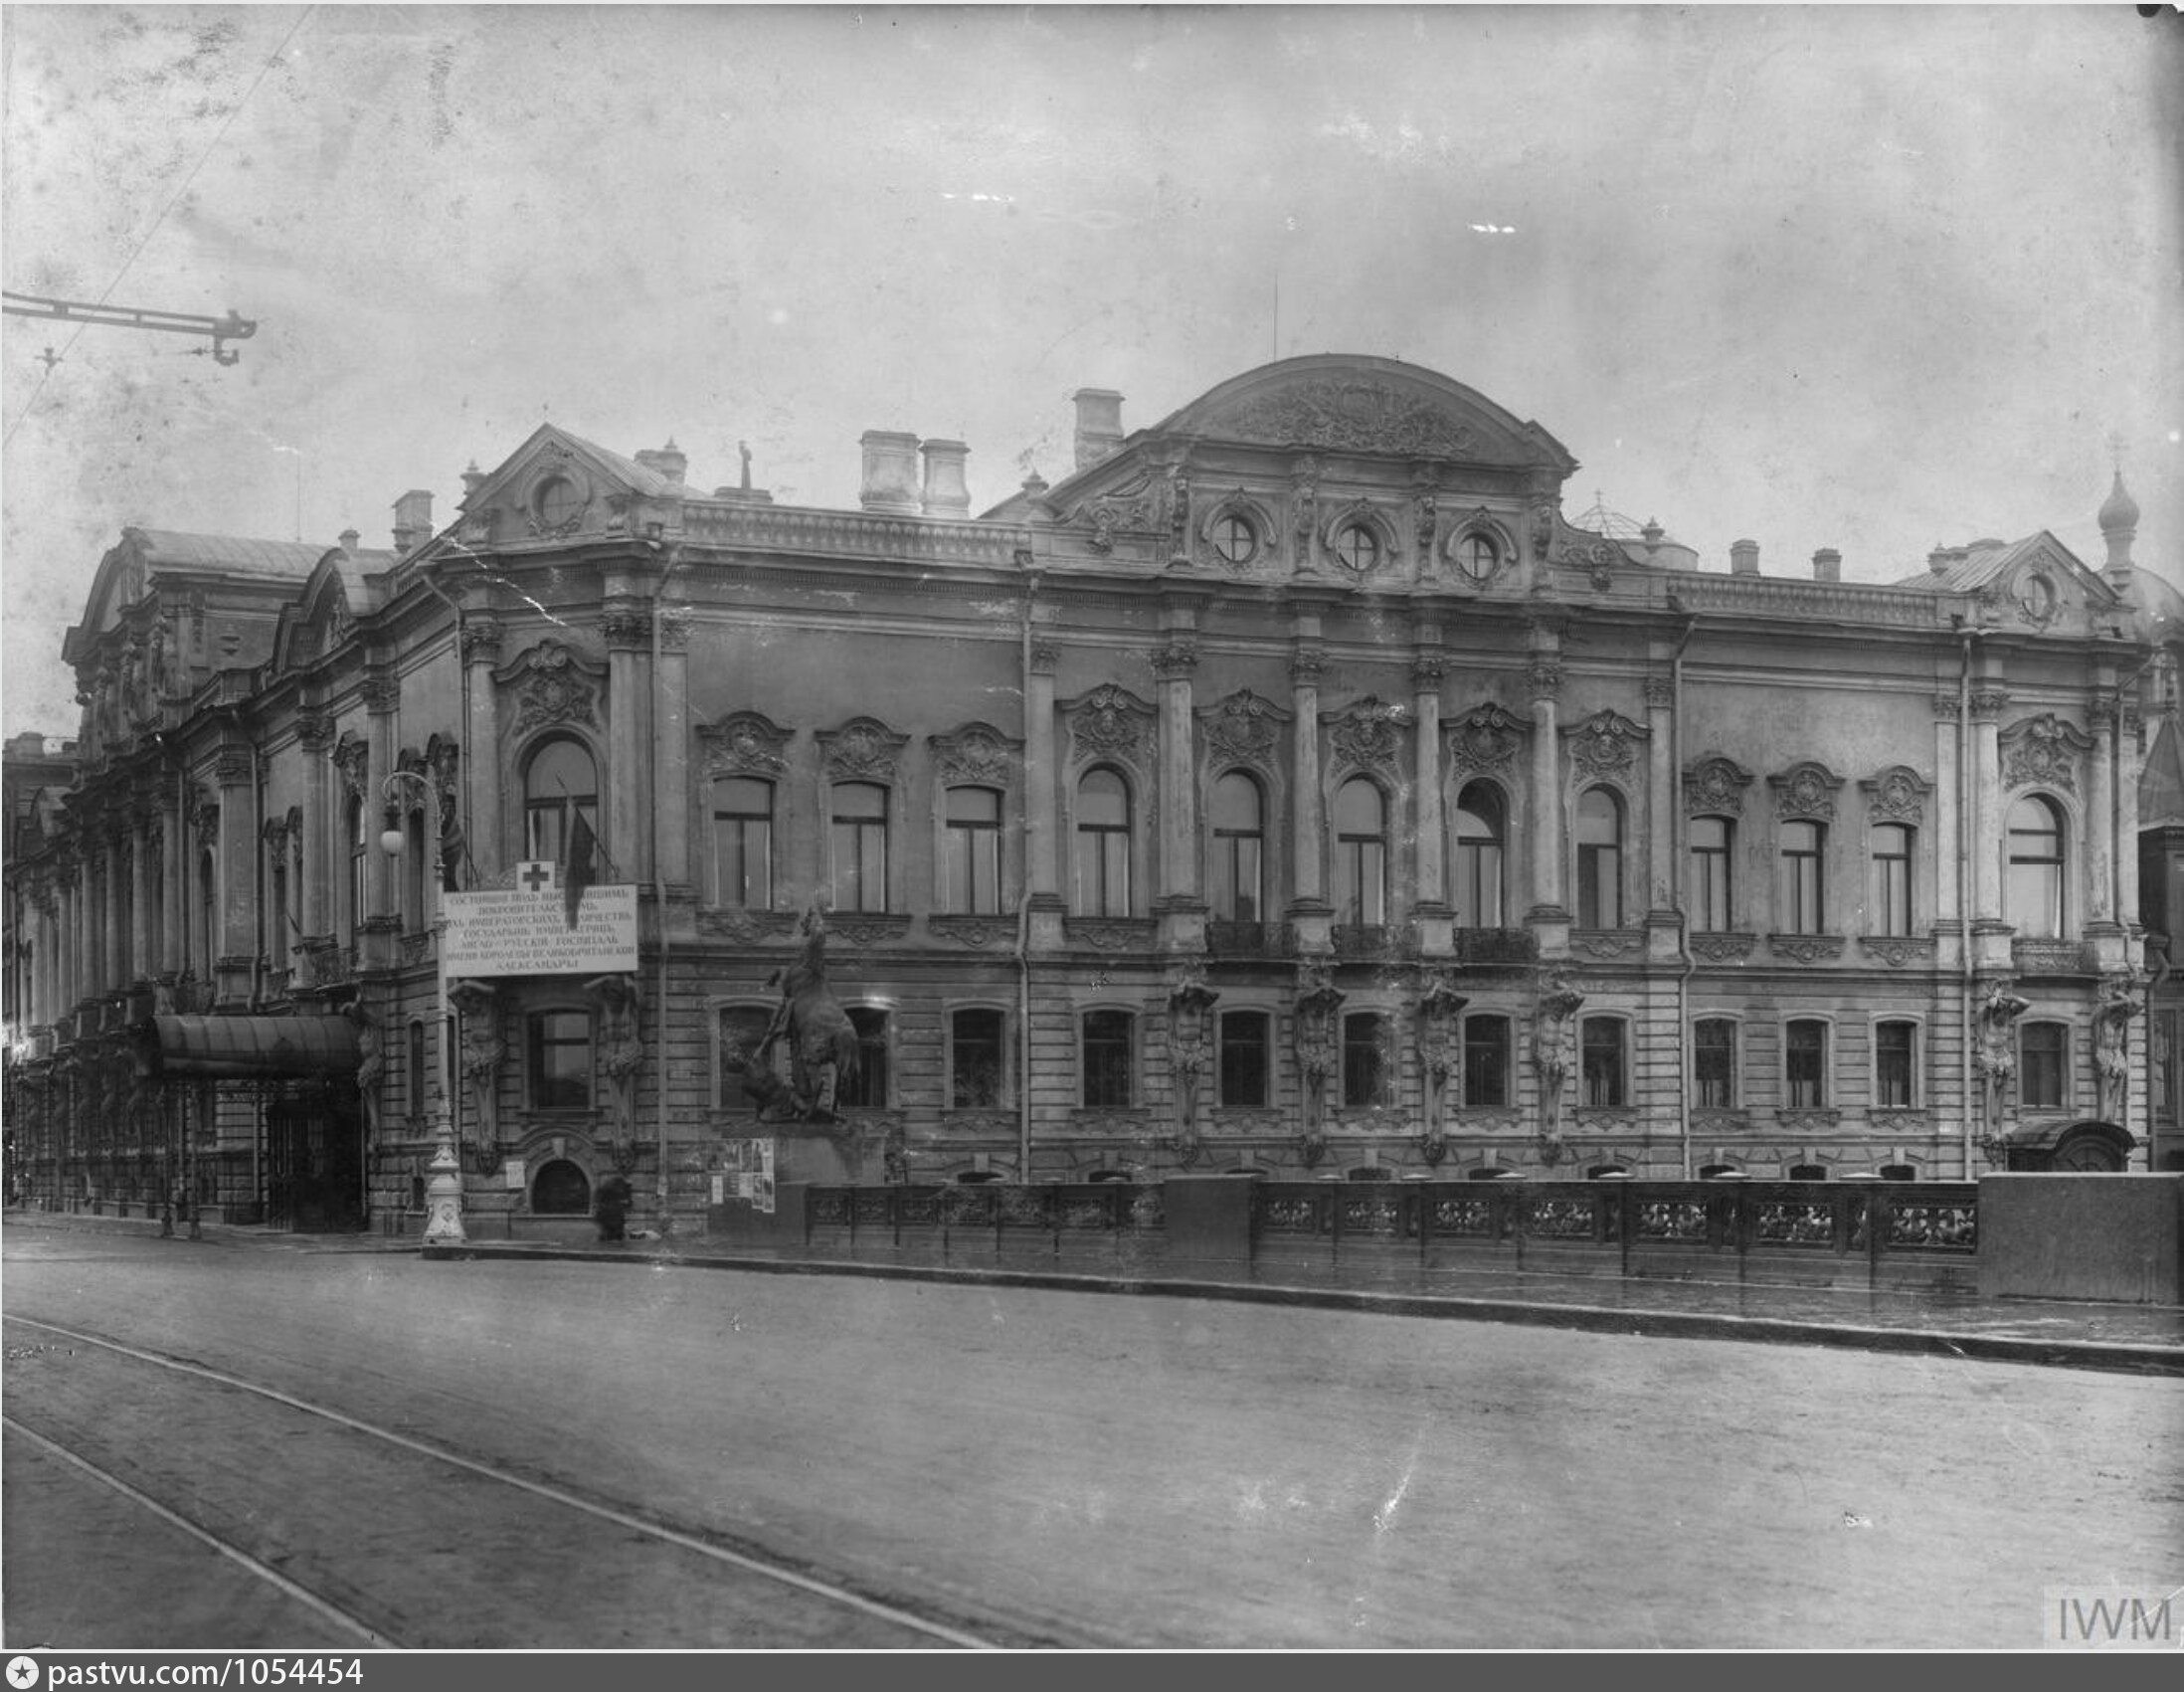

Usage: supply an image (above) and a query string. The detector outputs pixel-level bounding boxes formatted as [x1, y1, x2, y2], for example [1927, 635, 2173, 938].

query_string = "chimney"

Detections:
[920, 439, 971, 516]
[635, 439, 688, 485]
[1811, 547, 1841, 583]
[1729, 538, 1760, 576]
[1073, 389, 1125, 471]
[1928, 545, 1952, 576]
[459, 461, 485, 500]
[859, 431, 922, 513]
[339, 527, 360, 555]
[392, 489, 433, 554]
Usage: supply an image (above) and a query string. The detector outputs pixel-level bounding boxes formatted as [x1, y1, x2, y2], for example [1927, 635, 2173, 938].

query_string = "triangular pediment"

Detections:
[454, 425, 684, 546]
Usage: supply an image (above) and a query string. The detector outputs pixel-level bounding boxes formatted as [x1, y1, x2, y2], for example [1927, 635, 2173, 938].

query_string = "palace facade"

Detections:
[6, 354, 2181, 1232]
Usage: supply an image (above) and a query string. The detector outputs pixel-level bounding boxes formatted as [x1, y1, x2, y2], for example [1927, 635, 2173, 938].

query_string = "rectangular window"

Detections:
[1581, 1018, 1626, 1108]
[407, 1020, 428, 1122]
[1875, 1020, 1916, 1107]
[1577, 841, 1621, 929]
[1334, 842, 1386, 928]
[950, 1008, 1006, 1108]
[829, 784, 889, 914]
[2021, 1022, 2067, 1109]
[1219, 1011, 1270, 1108]
[1873, 825, 1914, 938]
[1779, 822, 1825, 935]
[712, 779, 774, 908]
[1785, 1020, 1827, 1108]
[528, 1011, 592, 1109]
[1463, 1015, 1511, 1108]
[944, 788, 1002, 915]
[1082, 1010, 1133, 1108]
[1690, 818, 1732, 931]
[1694, 1018, 1737, 1108]
[1342, 1012, 1390, 1108]
[838, 1007, 890, 1108]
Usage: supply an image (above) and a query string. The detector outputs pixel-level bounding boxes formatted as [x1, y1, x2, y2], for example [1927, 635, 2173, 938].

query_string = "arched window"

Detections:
[1581, 1018, 1627, 1108]
[1576, 788, 1623, 929]
[838, 1007, 890, 1107]
[1693, 1017, 1737, 1108]
[713, 777, 774, 908]
[1082, 1009, 1133, 1107]
[531, 1159, 591, 1216]
[1209, 772, 1264, 923]
[1342, 1012, 1391, 1108]
[2007, 796, 2066, 939]
[829, 781, 890, 913]
[1872, 823, 1914, 937]
[1876, 1019, 1917, 1107]
[944, 787, 1002, 915]
[1463, 1014, 1512, 1107]
[199, 847, 220, 974]
[1454, 782, 1506, 929]
[1218, 1010, 1270, 1108]
[1778, 820, 1825, 934]
[345, 793, 367, 938]
[2020, 1021, 2068, 1109]
[268, 847, 288, 964]
[1785, 1019, 1828, 1108]
[1332, 778, 1386, 927]
[1074, 767, 1132, 916]
[949, 1008, 1006, 1108]
[523, 737, 599, 864]
[1689, 816, 1733, 931]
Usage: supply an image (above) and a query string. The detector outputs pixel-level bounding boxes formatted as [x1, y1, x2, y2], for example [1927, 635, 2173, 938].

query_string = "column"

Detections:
[1527, 647, 1569, 948]
[104, 834, 127, 991]
[654, 608, 691, 894]
[34, 888, 55, 1027]
[1411, 647, 1450, 955]
[1153, 637, 1202, 953]
[215, 748, 256, 1006]
[1024, 641, 1062, 947]
[156, 795, 181, 981]
[2088, 691, 2117, 928]
[604, 603, 649, 893]
[1970, 684, 2009, 971]
[295, 715, 331, 948]
[2119, 699, 2145, 940]
[1642, 671, 1678, 960]
[363, 674, 401, 926]
[130, 805, 154, 984]
[461, 620, 504, 880]
[1931, 692, 1962, 971]
[1288, 638, 1330, 953]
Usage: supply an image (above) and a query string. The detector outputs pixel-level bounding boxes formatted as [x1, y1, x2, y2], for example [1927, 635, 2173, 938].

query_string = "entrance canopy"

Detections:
[139, 1016, 360, 1079]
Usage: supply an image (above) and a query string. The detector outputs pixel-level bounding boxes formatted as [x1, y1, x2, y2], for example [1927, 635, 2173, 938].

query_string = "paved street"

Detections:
[5, 1224, 2180, 1648]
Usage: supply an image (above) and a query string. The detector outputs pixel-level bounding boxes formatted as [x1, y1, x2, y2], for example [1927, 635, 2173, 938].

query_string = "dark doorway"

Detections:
[533, 1159, 592, 1214]
[264, 1089, 364, 1231]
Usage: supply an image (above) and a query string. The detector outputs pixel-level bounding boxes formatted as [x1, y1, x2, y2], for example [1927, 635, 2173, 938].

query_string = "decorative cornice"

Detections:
[459, 616, 504, 661]
[930, 720, 1022, 786]
[1444, 701, 1529, 775]
[1684, 753, 1754, 817]
[498, 640, 605, 737]
[1969, 687, 2010, 721]
[1064, 683, 1156, 766]
[213, 749, 253, 786]
[1861, 765, 1932, 825]
[1325, 695, 1407, 774]
[1410, 654, 1447, 690]
[1767, 933, 1846, 965]
[602, 608, 652, 650]
[1029, 643, 1061, 675]
[1289, 646, 1328, 685]
[1643, 673, 1674, 708]
[360, 673, 401, 714]
[1200, 688, 1290, 765]
[819, 716, 909, 784]
[1151, 641, 1200, 680]
[1199, 378, 1486, 460]
[1689, 932, 1756, 963]
[1526, 657, 1562, 700]
[1768, 760, 1844, 822]
[697, 709, 792, 778]
[1562, 709, 1649, 777]
[1999, 712, 2095, 794]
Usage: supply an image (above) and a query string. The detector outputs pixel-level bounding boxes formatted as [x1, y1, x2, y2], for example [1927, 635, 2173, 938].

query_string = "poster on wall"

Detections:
[719, 1138, 776, 1215]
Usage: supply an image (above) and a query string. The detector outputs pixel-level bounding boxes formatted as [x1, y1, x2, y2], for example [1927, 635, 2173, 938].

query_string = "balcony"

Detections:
[2011, 938, 2093, 978]
[1207, 921, 1293, 960]
[1452, 928, 1538, 965]
[1332, 924, 1408, 961]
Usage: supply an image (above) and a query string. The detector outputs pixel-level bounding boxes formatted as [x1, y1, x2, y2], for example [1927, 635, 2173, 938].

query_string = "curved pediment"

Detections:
[1154, 355, 1575, 470]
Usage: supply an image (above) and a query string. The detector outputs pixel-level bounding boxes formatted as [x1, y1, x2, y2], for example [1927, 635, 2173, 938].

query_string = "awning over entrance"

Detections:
[140, 1015, 361, 1079]
[1998, 1118, 2133, 1153]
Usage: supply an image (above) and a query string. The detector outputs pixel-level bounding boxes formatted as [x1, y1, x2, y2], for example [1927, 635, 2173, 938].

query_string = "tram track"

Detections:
[3, 1312, 1018, 1650]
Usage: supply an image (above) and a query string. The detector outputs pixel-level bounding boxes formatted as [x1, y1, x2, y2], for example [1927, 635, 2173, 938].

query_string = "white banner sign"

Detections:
[442, 885, 638, 975]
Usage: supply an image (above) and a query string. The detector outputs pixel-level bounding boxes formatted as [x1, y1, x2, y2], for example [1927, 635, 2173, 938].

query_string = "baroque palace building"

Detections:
[5, 353, 2182, 1232]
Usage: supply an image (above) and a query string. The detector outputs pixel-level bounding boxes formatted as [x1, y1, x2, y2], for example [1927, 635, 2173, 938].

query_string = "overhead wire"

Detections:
[3, 5, 314, 446]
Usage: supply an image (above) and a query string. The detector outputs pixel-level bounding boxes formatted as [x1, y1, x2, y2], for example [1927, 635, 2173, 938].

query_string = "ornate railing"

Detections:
[806, 1182, 1166, 1246]
[1452, 928, 1538, 964]
[2011, 938, 2094, 977]
[1207, 921, 1293, 959]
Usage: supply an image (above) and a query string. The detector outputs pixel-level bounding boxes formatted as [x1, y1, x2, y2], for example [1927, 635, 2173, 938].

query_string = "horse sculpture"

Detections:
[726, 906, 860, 1123]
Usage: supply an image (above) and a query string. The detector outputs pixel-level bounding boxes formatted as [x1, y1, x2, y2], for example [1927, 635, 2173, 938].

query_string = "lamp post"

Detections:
[380, 769, 463, 1244]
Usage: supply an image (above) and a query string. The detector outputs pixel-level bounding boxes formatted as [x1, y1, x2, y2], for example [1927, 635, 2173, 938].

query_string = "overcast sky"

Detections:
[5, 3, 2179, 737]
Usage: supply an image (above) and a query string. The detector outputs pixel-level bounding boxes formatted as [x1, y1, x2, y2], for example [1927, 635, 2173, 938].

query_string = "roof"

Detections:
[1886, 536, 2028, 594]
[130, 529, 339, 580]
[141, 1015, 361, 1078]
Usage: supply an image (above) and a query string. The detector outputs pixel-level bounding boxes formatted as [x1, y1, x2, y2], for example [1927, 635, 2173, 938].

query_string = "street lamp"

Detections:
[380, 769, 463, 1244]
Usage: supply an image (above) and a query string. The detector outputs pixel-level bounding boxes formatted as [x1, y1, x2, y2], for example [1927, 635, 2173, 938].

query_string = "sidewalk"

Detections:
[9, 1206, 2182, 1376]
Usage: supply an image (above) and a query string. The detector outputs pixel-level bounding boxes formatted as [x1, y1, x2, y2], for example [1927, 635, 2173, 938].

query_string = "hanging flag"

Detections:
[564, 810, 598, 929]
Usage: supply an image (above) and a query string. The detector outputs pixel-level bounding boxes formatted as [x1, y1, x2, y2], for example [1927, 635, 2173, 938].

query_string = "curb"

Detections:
[421, 1239, 2184, 1379]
